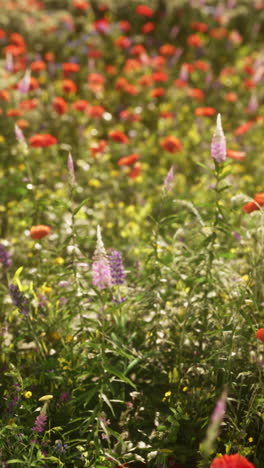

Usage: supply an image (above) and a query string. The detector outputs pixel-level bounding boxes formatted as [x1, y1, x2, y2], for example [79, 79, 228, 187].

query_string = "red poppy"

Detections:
[62, 79, 77, 94]
[194, 60, 209, 72]
[191, 22, 208, 33]
[31, 60, 46, 72]
[30, 225, 51, 240]
[210, 27, 228, 39]
[226, 150, 245, 160]
[130, 44, 146, 56]
[62, 62, 80, 76]
[20, 99, 38, 111]
[160, 136, 182, 153]
[256, 328, 264, 342]
[0, 29, 6, 40]
[118, 20, 131, 32]
[243, 193, 264, 213]
[135, 5, 154, 17]
[73, 0, 90, 10]
[173, 79, 188, 88]
[210, 453, 255, 468]
[53, 97, 67, 115]
[150, 87, 165, 98]
[44, 52, 55, 62]
[225, 92, 238, 103]
[118, 154, 140, 166]
[115, 36, 131, 49]
[87, 105, 105, 119]
[29, 134, 57, 147]
[244, 78, 256, 89]
[124, 84, 139, 95]
[160, 111, 173, 119]
[187, 34, 203, 47]
[142, 22, 155, 34]
[159, 44, 177, 56]
[124, 59, 142, 73]
[109, 130, 129, 144]
[188, 88, 204, 101]
[0, 90, 10, 101]
[90, 140, 107, 157]
[105, 64, 117, 75]
[195, 107, 216, 116]
[7, 109, 22, 117]
[10, 32, 25, 47]
[139, 75, 152, 87]
[152, 71, 168, 82]
[72, 100, 89, 112]
[94, 17, 110, 34]
[234, 121, 254, 136]
[115, 77, 129, 91]
[128, 162, 141, 178]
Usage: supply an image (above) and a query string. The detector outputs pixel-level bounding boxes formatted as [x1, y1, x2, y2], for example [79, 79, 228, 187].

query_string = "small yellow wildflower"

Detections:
[182, 386, 188, 392]
[54, 257, 64, 265]
[248, 437, 253, 443]
[24, 391, 32, 399]
[88, 178, 101, 188]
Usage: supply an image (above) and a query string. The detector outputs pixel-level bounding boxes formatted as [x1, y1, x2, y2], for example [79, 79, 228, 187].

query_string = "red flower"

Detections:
[62, 79, 77, 94]
[159, 44, 177, 56]
[30, 225, 51, 240]
[256, 328, 264, 342]
[87, 105, 105, 119]
[152, 71, 168, 82]
[90, 140, 107, 157]
[226, 150, 245, 160]
[118, 154, 140, 166]
[128, 162, 141, 178]
[160, 136, 182, 153]
[118, 20, 131, 32]
[94, 17, 110, 34]
[150, 87, 165, 98]
[225, 92, 238, 103]
[191, 22, 208, 33]
[234, 121, 254, 136]
[195, 107, 216, 116]
[29, 134, 57, 147]
[109, 130, 129, 144]
[53, 97, 67, 115]
[20, 99, 38, 111]
[72, 100, 89, 112]
[62, 62, 80, 76]
[115, 36, 131, 49]
[243, 193, 264, 213]
[194, 60, 209, 72]
[210, 453, 255, 468]
[142, 22, 155, 34]
[187, 34, 203, 47]
[135, 4, 154, 17]
[7, 109, 22, 117]
[31, 60, 46, 72]
[188, 88, 204, 101]
[0, 90, 10, 101]
[130, 44, 146, 56]
[73, 0, 90, 10]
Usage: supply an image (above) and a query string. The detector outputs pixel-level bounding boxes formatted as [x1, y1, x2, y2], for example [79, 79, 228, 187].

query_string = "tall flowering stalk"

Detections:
[201, 389, 228, 459]
[92, 226, 112, 289]
[109, 250, 126, 285]
[0, 244, 12, 268]
[211, 113, 226, 163]
[9, 284, 29, 316]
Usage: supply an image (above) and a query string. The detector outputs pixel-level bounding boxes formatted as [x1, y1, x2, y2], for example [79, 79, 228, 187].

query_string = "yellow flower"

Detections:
[162, 390, 171, 402]
[39, 394, 53, 402]
[88, 178, 101, 188]
[248, 437, 253, 443]
[24, 391, 32, 399]
[182, 386, 188, 392]
[54, 257, 64, 265]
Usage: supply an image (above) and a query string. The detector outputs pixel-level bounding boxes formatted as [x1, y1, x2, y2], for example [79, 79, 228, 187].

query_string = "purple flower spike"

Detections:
[9, 284, 29, 316]
[109, 250, 126, 285]
[211, 113, 226, 163]
[0, 244, 12, 267]
[32, 413, 47, 433]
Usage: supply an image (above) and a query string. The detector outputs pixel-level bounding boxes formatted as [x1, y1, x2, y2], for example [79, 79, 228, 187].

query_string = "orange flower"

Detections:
[115, 36, 131, 49]
[0, 90, 10, 101]
[7, 109, 22, 117]
[62, 62, 80, 76]
[210, 27, 228, 39]
[30, 225, 51, 240]
[210, 453, 255, 468]
[53, 97, 67, 115]
[191, 22, 208, 33]
[243, 193, 264, 213]
[226, 150, 246, 160]
[72, 99, 89, 112]
[194, 60, 209, 72]
[256, 328, 264, 342]
[118, 154, 140, 166]
[159, 44, 177, 56]
[188, 88, 204, 101]
[160, 136, 182, 153]
[195, 107, 216, 116]
[128, 162, 141, 178]
[16, 119, 28, 129]
[142, 22, 155, 34]
[29, 134, 57, 147]
[109, 130, 129, 144]
[225, 92, 238, 103]
[150, 87, 165, 98]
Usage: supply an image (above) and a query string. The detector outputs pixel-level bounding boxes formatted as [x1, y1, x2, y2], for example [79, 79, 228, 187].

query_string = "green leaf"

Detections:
[104, 365, 137, 389]
[73, 198, 90, 216]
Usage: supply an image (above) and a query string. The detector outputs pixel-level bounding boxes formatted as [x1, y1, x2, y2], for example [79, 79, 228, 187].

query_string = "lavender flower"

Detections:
[92, 226, 112, 289]
[163, 166, 175, 193]
[9, 284, 29, 316]
[15, 124, 26, 143]
[18, 69, 31, 94]
[0, 244, 12, 267]
[32, 412, 47, 433]
[210, 390, 227, 424]
[211, 113, 226, 163]
[109, 250, 126, 285]
[67, 152, 75, 184]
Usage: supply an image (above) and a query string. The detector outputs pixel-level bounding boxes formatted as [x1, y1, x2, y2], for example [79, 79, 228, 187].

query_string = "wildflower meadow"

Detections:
[1, 0, 264, 466]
